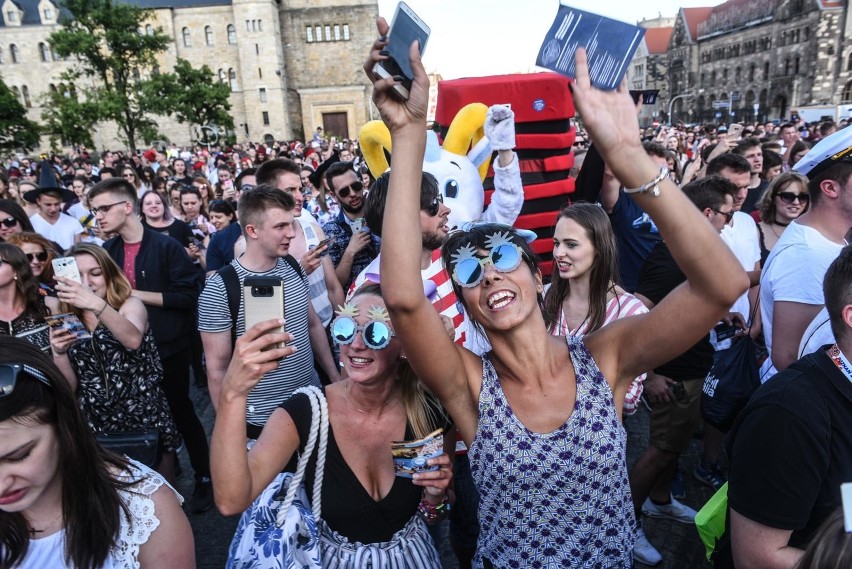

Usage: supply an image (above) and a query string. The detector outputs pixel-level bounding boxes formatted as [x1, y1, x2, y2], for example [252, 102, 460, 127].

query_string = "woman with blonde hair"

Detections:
[5, 232, 58, 296]
[756, 170, 809, 265]
[212, 283, 453, 566]
[48, 243, 181, 481]
[121, 166, 143, 197]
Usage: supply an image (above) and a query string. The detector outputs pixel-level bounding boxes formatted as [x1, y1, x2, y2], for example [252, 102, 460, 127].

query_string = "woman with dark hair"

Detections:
[0, 198, 36, 240]
[543, 203, 649, 414]
[5, 233, 58, 296]
[48, 243, 182, 481]
[761, 149, 783, 184]
[191, 175, 214, 210]
[789, 140, 811, 167]
[0, 173, 10, 200]
[208, 199, 237, 231]
[140, 166, 156, 194]
[369, 28, 748, 566]
[756, 171, 809, 265]
[0, 243, 56, 353]
[0, 336, 194, 568]
[121, 165, 143, 197]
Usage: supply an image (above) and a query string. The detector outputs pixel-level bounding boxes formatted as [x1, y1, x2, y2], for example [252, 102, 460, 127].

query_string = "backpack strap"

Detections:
[281, 254, 303, 280]
[216, 263, 241, 347]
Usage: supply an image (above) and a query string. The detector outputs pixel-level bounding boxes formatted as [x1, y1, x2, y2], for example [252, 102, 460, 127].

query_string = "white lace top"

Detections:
[16, 460, 182, 569]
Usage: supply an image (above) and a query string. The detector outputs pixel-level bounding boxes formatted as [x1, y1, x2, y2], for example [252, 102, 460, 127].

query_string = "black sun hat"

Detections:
[23, 160, 76, 204]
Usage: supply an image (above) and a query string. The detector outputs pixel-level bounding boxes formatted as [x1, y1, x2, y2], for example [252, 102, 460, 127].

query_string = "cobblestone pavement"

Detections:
[180, 385, 713, 568]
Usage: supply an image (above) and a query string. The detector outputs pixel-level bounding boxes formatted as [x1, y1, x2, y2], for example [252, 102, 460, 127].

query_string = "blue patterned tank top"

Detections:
[468, 336, 636, 568]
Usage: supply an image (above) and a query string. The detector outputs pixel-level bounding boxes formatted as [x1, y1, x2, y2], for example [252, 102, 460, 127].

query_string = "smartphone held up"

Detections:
[373, 1, 431, 100]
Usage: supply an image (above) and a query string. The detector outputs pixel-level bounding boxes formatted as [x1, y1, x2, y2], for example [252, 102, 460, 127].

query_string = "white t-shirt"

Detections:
[798, 307, 833, 360]
[759, 220, 844, 380]
[29, 213, 84, 251]
[717, 212, 761, 350]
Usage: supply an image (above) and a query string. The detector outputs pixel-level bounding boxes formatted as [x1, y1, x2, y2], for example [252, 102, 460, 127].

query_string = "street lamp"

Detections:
[668, 92, 693, 125]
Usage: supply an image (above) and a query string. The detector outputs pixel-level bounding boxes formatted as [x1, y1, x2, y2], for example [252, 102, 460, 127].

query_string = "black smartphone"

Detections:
[372, 2, 431, 100]
[629, 89, 660, 105]
[714, 322, 737, 341]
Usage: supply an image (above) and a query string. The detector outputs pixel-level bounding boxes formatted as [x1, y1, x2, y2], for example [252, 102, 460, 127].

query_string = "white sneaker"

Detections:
[641, 496, 697, 524]
[633, 526, 663, 566]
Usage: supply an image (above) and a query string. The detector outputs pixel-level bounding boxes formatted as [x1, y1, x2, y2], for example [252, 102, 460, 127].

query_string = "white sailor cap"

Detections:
[793, 127, 852, 177]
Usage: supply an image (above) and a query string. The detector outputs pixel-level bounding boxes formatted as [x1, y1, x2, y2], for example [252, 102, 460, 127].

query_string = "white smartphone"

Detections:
[243, 277, 285, 350]
[372, 1, 431, 100]
[52, 257, 82, 284]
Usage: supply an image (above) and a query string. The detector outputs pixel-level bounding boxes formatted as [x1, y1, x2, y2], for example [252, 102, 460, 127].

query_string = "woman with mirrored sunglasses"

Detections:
[5, 232, 58, 297]
[370, 28, 749, 568]
[0, 337, 194, 568]
[756, 171, 810, 266]
[212, 283, 453, 566]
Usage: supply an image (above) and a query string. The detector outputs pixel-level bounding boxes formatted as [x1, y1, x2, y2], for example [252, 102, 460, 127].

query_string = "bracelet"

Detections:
[93, 300, 108, 317]
[418, 494, 451, 524]
[623, 166, 668, 197]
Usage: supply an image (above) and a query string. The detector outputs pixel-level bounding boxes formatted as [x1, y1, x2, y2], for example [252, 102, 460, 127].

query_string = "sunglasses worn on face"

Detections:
[26, 252, 48, 263]
[452, 243, 524, 288]
[712, 208, 735, 223]
[0, 363, 51, 396]
[777, 191, 809, 204]
[0, 216, 17, 228]
[337, 180, 363, 199]
[331, 317, 395, 350]
[425, 194, 443, 217]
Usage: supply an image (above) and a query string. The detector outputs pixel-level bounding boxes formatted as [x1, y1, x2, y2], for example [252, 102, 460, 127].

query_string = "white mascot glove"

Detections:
[484, 105, 516, 151]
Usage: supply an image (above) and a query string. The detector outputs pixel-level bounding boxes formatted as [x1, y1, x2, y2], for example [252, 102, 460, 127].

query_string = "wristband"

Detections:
[623, 166, 668, 197]
[94, 300, 108, 317]
[418, 494, 451, 524]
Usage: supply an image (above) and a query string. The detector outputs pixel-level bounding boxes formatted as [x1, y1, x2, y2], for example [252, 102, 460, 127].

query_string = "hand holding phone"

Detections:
[52, 257, 82, 284]
[372, 1, 431, 100]
[243, 278, 286, 352]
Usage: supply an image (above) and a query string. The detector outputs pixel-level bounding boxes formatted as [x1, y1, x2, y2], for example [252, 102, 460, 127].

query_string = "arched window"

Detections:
[145, 24, 153, 36]
[847, 52, 852, 72]
[218, 68, 226, 83]
[228, 68, 238, 92]
[205, 25, 213, 46]
[0, 46, 3, 64]
[39, 42, 49, 62]
[182, 27, 191, 47]
[10, 44, 19, 63]
[11, 86, 20, 102]
[22, 86, 31, 108]
[227, 24, 236, 44]
[842, 80, 852, 104]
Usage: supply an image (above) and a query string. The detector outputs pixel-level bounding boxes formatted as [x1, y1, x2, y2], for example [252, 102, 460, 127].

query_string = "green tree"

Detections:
[40, 87, 99, 150]
[144, 58, 234, 145]
[0, 76, 41, 154]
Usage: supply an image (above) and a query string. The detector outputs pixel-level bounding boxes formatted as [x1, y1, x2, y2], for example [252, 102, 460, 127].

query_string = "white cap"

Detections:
[793, 127, 852, 177]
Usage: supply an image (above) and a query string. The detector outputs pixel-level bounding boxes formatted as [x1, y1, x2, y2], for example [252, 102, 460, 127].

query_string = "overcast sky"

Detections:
[375, 0, 726, 79]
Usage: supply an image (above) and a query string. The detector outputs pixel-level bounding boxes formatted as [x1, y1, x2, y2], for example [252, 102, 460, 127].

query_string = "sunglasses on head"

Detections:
[26, 252, 48, 263]
[451, 241, 525, 288]
[777, 191, 809, 204]
[0, 216, 18, 228]
[0, 363, 51, 397]
[331, 317, 395, 350]
[336, 180, 363, 199]
[425, 194, 443, 217]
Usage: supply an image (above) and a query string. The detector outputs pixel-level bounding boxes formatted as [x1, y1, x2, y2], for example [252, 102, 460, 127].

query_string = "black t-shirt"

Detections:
[741, 179, 769, 215]
[141, 218, 194, 248]
[281, 389, 451, 544]
[636, 241, 713, 379]
[726, 350, 852, 548]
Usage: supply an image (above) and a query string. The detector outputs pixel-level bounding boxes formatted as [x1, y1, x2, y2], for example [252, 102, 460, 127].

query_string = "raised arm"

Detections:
[364, 18, 477, 433]
[573, 49, 749, 386]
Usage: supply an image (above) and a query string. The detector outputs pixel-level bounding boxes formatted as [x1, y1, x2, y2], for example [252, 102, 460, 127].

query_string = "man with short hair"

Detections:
[778, 123, 799, 167]
[760, 128, 852, 377]
[88, 178, 213, 512]
[706, 153, 752, 212]
[28, 187, 83, 250]
[199, 185, 338, 439]
[322, 161, 381, 289]
[732, 138, 767, 214]
[718, 246, 852, 569]
[630, 176, 739, 566]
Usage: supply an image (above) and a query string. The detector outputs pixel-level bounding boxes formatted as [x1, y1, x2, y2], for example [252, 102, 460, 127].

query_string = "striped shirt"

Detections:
[198, 257, 320, 426]
[297, 216, 334, 327]
[545, 286, 649, 414]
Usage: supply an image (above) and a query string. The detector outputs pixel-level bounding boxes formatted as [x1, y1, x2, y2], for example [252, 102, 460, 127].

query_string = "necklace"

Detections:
[346, 382, 398, 415]
[767, 221, 786, 239]
[28, 510, 63, 535]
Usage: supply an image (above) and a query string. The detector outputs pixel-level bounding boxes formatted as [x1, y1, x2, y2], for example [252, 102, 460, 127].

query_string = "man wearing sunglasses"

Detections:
[322, 161, 381, 289]
[761, 128, 852, 379]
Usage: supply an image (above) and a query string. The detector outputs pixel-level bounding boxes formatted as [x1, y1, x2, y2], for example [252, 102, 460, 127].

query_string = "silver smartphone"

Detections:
[372, 1, 431, 100]
[52, 257, 82, 284]
[243, 277, 285, 350]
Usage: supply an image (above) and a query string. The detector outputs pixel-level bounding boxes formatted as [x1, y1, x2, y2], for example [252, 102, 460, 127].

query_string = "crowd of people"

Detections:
[0, 20, 851, 569]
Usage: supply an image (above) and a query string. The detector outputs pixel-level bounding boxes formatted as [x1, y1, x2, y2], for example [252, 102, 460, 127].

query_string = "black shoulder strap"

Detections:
[281, 254, 303, 279]
[217, 264, 241, 347]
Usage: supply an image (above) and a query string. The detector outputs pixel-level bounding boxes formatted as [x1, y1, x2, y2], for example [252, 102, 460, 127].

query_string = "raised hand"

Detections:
[221, 319, 296, 399]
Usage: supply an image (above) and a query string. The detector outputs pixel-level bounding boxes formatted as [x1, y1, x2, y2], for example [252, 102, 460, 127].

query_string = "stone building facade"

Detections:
[661, 0, 846, 125]
[0, 0, 378, 150]
[630, 18, 674, 125]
